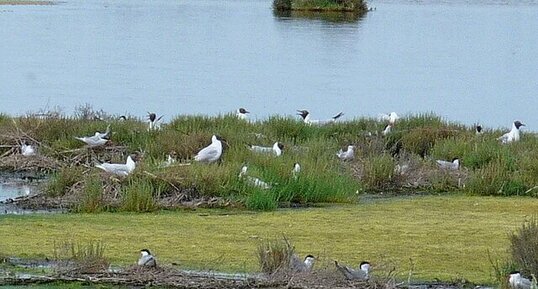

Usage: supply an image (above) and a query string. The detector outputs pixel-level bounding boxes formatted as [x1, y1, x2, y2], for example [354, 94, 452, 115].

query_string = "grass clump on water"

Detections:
[273, 0, 368, 13]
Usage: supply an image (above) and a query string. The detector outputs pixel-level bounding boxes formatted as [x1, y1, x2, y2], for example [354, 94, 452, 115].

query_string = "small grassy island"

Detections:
[273, 0, 368, 13]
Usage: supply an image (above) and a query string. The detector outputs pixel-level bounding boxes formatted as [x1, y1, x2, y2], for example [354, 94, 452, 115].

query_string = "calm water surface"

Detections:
[0, 0, 537, 128]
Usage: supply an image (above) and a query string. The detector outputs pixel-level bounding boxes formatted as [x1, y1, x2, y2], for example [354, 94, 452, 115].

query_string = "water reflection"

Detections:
[273, 9, 367, 23]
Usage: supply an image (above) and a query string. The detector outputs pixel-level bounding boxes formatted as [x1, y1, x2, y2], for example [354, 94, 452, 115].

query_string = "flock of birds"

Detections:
[14, 109, 527, 182]
[10, 108, 532, 286]
[136, 248, 373, 281]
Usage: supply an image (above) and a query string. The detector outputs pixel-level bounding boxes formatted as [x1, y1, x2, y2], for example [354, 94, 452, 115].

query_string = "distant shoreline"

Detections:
[0, 0, 54, 5]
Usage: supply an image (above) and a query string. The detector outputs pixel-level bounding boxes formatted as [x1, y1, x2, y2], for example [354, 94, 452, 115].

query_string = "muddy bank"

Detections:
[0, 264, 470, 289]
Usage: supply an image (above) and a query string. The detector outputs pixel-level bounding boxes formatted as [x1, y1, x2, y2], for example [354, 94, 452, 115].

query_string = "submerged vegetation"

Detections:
[1, 107, 538, 211]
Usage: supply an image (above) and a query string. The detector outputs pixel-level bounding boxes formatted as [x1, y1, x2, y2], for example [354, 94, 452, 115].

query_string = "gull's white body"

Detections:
[336, 145, 355, 161]
[379, 112, 399, 124]
[194, 135, 223, 163]
[290, 255, 315, 273]
[509, 272, 532, 289]
[138, 250, 157, 267]
[298, 110, 343, 126]
[499, 122, 523, 144]
[239, 166, 271, 189]
[335, 261, 370, 281]
[292, 163, 301, 180]
[75, 133, 108, 147]
[436, 159, 459, 170]
[96, 155, 136, 177]
[249, 142, 283, 156]
[21, 143, 36, 157]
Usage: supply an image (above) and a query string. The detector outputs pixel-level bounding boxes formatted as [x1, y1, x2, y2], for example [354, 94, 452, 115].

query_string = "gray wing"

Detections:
[517, 277, 532, 289]
[335, 261, 368, 280]
[195, 144, 219, 162]
[290, 254, 306, 272]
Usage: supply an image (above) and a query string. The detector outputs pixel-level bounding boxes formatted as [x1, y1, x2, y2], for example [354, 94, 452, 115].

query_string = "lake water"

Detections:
[0, 0, 537, 129]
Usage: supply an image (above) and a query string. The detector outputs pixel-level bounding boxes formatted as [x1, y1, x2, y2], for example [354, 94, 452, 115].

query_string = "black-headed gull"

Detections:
[236, 108, 250, 120]
[138, 249, 157, 267]
[297, 110, 344, 125]
[498, 121, 525, 144]
[336, 145, 355, 161]
[96, 154, 137, 177]
[436, 158, 459, 170]
[194, 135, 223, 163]
[249, 142, 284, 156]
[21, 141, 36, 157]
[475, 124, 483, 135]
[379, 112, 399, 125]
[238, 165, 271, 189]
[290, 254, 315, 273]
[509, 271, 532, 289]
[335, 260, 371, 281]
[147, 112, 164, 131]
[382, 123, 393, 136]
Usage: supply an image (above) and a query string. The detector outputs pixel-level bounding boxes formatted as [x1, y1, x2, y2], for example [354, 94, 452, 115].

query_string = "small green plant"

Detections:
[246, 190, 278, 211]
[53, 240, 109, 273]
[257, 236, 295, 274]
[121, 178, 162, 212]
[362, 154, 395, 190]
[45, 167, 84, 197]
[510, 218, 538, 276]
[75, 176, 104, 213]
[488, 250, 517, 289]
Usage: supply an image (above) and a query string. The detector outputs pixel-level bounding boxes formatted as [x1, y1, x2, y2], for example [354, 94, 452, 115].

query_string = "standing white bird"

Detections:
[379, 112, 399, 124]
[297, 110, 344, 125]
[236, 108, 250, 120]
[292, 163, 301, 180]
[335, 260, 371, 281]
[509, 271, 532, 289]
[96, 154, 137, 177]
[138, 249, 157, 267]
[436, 158, 460, 170]
[336, 145, 355, 161]
[249, 142, 284, 156]
[147, 112, 164, 131]
[21, 141, 36, 157]
[290, 254, 315, 273]
[238, 166, 271, 189]
[498, 121, 525, 144]
[194, 135, 223, 163]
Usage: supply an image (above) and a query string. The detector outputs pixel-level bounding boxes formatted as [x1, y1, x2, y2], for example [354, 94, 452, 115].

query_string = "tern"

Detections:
[379, 112, 399, 125]
[75, 133, 109, 148]
[238, 165, 271, 189]
[335, 260, 371, 281]
[236, 108, 250, 120]
[436, 158, 459, 170]
[498, 121, 525, 144]
[249, 142, 284, 156]
[147, 112, 164, 131]
[138, 249, 157, 267]
[290, 254, 315, 273]
[194, 135, 223, 163]
[475, 124, 483, 135]
[21, 141, 36, 157]
[336, 145, 355, 161]
[297, 110, 344, 125]
[96, 154, 137, 177]
[509, 271, 532, 289]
